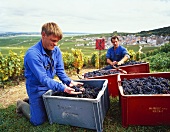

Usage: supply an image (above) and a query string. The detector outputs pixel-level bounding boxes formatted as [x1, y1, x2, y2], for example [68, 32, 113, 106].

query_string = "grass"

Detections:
[0, 97, 170, 132]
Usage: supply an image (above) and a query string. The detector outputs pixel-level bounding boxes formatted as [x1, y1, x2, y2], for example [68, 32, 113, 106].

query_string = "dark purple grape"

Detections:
[122, 76, 170, 95]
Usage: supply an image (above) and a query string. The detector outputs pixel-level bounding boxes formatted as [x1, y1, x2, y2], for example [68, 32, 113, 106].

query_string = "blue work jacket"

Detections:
[24, 40, 71, 125]
[106, 45, 128, 62]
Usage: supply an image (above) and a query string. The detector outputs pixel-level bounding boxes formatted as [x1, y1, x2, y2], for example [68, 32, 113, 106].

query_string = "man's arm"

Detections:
[106, 58, 118, 66]
[117, 54, 130, 65]
[24, 50, 66, 92]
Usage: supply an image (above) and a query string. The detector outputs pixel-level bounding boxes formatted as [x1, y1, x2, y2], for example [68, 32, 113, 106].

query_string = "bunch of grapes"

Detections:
[52, 84, 101, 99]
[122, 76, 170, 95]
[120, 60, 146, 66]
[84, 69, 120, 78]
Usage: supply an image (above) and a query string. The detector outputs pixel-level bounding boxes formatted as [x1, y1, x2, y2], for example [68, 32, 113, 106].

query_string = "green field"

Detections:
[0, 36, 40, 55]
[0, 34, 159, 56]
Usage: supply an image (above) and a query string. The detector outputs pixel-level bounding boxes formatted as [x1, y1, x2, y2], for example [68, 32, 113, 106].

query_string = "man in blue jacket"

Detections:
[103, 36, 130, 70]
[16, 22, 83, 126]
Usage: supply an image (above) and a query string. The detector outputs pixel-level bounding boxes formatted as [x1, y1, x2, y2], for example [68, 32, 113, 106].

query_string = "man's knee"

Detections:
[30, 99, 48, 126]
[30, 118, 46, 126]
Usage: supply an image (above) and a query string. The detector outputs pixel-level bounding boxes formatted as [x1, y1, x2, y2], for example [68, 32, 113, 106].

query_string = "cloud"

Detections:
[0, 0, 170, 33]
[160, 0, 170, 2]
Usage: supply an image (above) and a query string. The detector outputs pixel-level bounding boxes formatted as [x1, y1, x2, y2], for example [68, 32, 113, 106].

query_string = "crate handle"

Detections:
[102, 80, 108, 90]
[118, 69, 127, 74]
[113, 65, 127, 74]
[97, 80, 108, 97]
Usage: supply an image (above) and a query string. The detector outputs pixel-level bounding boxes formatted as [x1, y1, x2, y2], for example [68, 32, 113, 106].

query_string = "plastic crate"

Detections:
[118, 72, 170, 127]
[43, 79, 110, 132]
[84, 69, 124, 97]
[119, 62, 150, 74]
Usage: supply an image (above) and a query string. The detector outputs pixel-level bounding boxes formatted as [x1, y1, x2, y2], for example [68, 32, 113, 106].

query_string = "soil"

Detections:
[0, 68, 97, 108]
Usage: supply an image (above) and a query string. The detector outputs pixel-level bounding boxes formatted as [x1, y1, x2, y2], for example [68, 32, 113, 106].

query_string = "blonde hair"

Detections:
[41, 22, 63, 40]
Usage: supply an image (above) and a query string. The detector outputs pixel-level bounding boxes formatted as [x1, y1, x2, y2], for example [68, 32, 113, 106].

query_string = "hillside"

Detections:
[0, 25, 170, 37]
[139, 26, 170, 36]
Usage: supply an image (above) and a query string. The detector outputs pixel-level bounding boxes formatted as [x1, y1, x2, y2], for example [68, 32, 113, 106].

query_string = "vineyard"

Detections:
[0, 34, 170, 131]
[0, 34, 170, 88]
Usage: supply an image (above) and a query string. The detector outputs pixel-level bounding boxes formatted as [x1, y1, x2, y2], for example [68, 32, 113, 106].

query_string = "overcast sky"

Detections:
[0, 0, 170, 33]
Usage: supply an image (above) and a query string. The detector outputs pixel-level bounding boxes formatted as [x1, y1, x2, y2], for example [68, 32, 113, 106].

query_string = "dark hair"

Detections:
[111, 36, 119, 43]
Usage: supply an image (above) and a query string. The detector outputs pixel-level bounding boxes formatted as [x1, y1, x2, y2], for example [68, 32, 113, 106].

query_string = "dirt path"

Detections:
[0, 81, 27, 108]
[0, 68, 97, 108]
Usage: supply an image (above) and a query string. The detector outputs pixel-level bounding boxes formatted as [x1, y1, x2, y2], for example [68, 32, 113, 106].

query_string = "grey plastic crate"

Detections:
[43, 79, 109, 132]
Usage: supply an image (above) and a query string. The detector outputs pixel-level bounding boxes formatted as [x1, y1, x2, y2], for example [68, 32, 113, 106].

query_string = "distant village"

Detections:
[75, 35, 170, 49]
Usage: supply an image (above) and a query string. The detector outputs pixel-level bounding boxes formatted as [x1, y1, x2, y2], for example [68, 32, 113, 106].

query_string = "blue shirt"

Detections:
[24, 40, 71, 98]
[106, 45, 129, 62]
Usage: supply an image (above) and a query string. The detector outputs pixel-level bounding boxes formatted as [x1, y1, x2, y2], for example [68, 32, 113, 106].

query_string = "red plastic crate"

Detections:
[118, 72, 170, 127]
[84, 69, 124, 97]
[119, 62, 150, 74]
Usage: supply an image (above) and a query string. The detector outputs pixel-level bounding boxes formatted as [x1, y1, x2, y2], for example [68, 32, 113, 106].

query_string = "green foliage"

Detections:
[0, 50, 24, 88]
[140, 52, 146, 59]
[141, 43, 170, 72]
[83, 56, 91, 67]
[128, 49, 136, 60]
[135, 52, 140, 61]
[144, 43, 170, 58]
[8, 50, 24, 77]
[100, 52, 107, 66]
[71, 48, 84, 71]
[0, 53, 8, 82]
[143, 52, 170, 72]
[62, 52, 74, 69]
[152, 49, 159, 55]
[160, 43, 170, 53]
[91, 52, 99, 69]
[139, 26, 170, 36]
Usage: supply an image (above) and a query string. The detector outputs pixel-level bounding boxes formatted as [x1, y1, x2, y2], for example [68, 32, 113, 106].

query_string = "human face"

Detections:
[42, 32, 60, 50]
[111, 38, 119, 49]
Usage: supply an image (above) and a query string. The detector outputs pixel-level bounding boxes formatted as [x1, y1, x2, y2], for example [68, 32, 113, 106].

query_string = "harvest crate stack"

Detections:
[83, 61, 170, 128]
[84, 69, 124, 97]
[84, 62, 150, 97]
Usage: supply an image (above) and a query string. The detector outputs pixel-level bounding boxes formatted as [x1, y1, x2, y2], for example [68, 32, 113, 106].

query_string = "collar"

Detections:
[39, 40, 54, 56]
[113, 45, 120, 50]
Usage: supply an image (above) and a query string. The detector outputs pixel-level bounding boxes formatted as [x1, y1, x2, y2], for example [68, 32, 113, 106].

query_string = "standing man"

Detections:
[16, 22, 83, 126]
[103, 36, 130, 70]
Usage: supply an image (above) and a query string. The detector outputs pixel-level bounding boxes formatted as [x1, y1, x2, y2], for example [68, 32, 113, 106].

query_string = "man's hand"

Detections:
[64, 86, 82, 94]
[111, 61, 117, 66]
[64, 81, 84, 94]
[117, 61, 124, 65]
[69, 80, 84, 87]
[111, 61, 118, 69]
